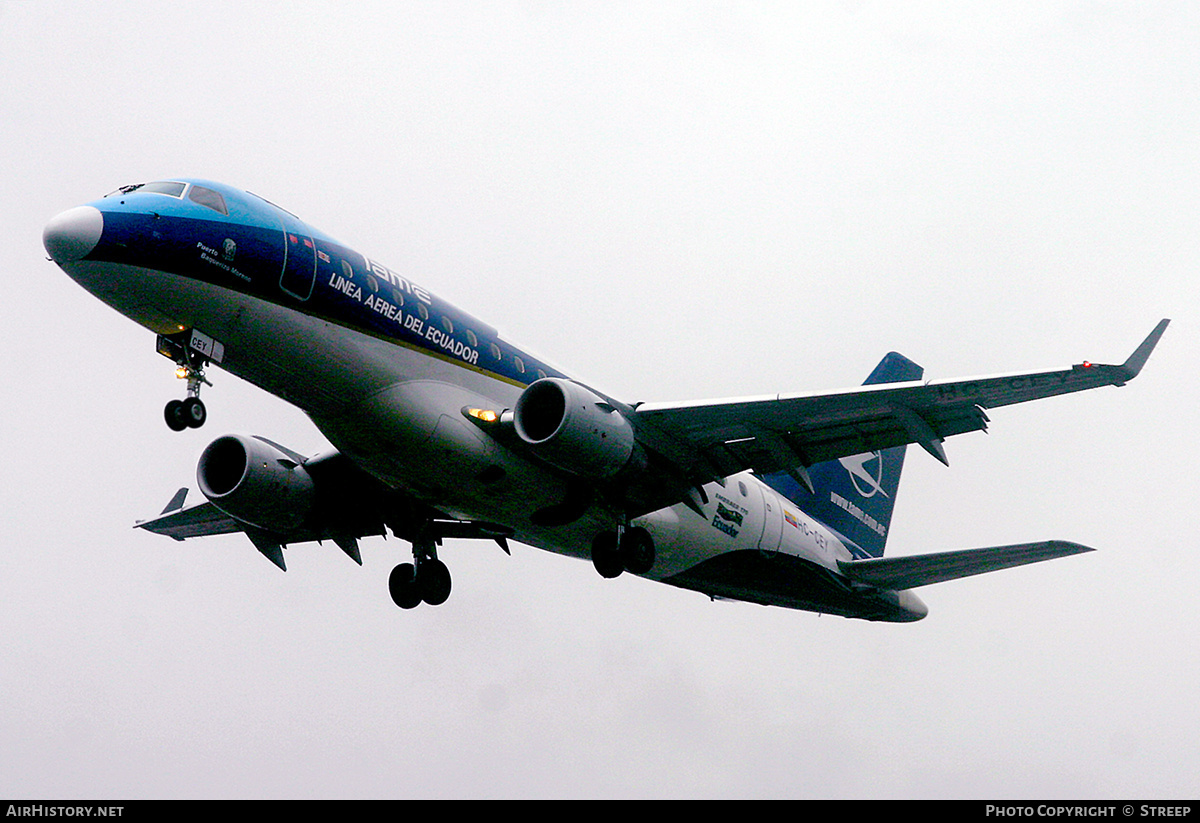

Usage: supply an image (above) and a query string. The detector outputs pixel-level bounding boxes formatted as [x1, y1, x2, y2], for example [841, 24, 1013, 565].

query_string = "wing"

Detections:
[135, 453, 515, 571]
[136, 493, 243, 540]
[631, 320, 1168, 494]
[134, 485, 384, 570]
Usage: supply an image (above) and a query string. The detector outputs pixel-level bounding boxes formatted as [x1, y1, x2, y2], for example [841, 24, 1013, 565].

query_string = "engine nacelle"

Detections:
[197, 434, 315, 532]
[513, 378, 636, 479]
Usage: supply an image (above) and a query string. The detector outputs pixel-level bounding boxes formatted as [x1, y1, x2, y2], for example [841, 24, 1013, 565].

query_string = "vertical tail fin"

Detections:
[760, 352, 923, 559]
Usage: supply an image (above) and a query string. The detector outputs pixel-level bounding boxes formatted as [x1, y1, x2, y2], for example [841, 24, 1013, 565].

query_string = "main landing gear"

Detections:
[389, 535, 452, 609]
[157, 333, 211, 431]
[592, 525, 655, 579]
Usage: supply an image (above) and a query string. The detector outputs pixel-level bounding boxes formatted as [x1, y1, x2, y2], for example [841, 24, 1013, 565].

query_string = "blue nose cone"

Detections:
[44, 205, 103, 262]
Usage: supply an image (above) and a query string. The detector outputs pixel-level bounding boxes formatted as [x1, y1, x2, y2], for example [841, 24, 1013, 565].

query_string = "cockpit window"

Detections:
[106, 181, 187, 198]
[188, 185, 228, 215]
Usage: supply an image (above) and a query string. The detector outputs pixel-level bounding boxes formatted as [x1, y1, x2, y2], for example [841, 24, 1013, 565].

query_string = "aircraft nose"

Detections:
[43, 205, 103, 262]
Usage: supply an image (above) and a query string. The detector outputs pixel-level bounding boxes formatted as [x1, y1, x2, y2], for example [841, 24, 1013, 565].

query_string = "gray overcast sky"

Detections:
[2, 1, 1197, 798]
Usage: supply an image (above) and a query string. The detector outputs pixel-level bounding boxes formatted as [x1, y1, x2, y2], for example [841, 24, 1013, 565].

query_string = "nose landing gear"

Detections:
[157, 332, 213, 431]
[163, 362, 210, 431]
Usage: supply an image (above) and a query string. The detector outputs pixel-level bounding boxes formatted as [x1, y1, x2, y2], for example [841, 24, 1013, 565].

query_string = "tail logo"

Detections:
[839, 451, 887, 499]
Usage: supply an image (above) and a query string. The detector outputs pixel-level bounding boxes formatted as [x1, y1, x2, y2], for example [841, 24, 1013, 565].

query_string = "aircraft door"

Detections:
[754, 481, 785, 554]
[280, 230, 317, 300]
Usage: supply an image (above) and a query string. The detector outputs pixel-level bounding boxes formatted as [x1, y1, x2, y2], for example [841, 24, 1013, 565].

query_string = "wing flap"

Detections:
[837, 540, 1094, 590]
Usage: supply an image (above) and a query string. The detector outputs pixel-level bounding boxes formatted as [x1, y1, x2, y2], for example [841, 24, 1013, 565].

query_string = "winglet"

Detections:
[1120, 319, 1170, 381]
[160, 487, 189, 514]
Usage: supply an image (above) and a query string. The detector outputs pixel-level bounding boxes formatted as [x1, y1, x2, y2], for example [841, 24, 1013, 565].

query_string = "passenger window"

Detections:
[417, 303, 429, 321]
[391, 288, 404, 306]
[342, 260, 354, 279]
[188, 185, 228, 215]
[738, 481, 748, 497]
[466, 329, 478, 347]
[442, 316, 454, 334]
[489, 343, 501, 360]
[514, 356, 525, 374]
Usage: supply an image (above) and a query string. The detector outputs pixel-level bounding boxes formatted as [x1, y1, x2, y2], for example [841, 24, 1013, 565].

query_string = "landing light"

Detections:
[466, 408, 499, 423]
[175, 366, 190, 379]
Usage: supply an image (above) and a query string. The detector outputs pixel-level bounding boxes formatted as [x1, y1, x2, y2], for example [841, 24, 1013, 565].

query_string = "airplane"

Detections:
[43, 178, 1169, 622]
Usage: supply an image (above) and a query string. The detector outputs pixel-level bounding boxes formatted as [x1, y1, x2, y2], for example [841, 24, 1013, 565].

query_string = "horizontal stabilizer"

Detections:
[838, 540, 1094, 590]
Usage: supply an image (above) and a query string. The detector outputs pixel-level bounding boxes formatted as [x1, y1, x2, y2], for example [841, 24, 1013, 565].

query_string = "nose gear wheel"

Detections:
[165, 396, 207, 430]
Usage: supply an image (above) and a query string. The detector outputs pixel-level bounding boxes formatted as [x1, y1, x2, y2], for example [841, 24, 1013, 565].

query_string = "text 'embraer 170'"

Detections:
[43, 179, 1169, 621]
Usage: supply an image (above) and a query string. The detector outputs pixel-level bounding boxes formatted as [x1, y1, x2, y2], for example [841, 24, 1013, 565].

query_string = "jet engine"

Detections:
[513, 378, 636, 479]
[197, 434, 315, 532]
